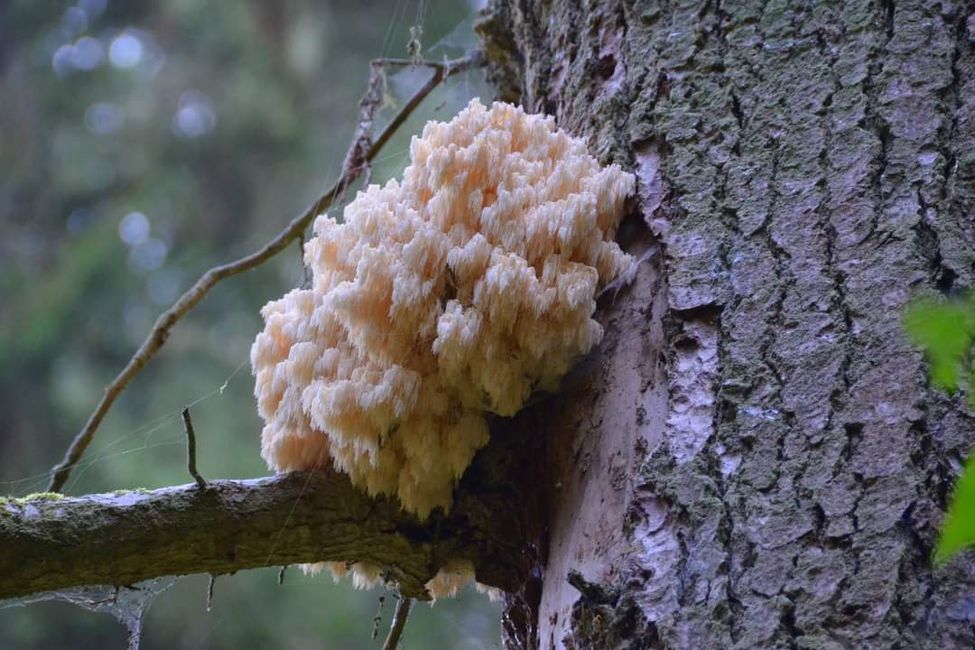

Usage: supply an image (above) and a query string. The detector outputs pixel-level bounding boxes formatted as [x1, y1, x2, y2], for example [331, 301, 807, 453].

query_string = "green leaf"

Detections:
[904, 297, 975, 393]
[904, 295, 975, 563]
[935, 452, 975, 565]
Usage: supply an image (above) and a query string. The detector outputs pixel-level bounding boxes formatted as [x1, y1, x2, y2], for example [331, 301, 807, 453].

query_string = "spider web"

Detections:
[1, 577, 177, 650]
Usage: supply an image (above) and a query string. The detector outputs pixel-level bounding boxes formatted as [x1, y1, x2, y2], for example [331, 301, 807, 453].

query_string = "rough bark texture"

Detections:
[0, 458, 530, 601]
[479, 0, 975, 647]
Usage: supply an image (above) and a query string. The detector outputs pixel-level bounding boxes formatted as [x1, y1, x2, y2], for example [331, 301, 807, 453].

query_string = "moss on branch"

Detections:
[0, 467, 527, 601]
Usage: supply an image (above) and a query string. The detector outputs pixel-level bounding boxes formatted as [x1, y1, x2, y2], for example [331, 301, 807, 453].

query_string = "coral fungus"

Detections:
[251, 98, 634, 594]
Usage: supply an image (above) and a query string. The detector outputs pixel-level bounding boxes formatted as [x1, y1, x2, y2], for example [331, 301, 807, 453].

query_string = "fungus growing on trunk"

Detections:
[251, 98, 634, 595]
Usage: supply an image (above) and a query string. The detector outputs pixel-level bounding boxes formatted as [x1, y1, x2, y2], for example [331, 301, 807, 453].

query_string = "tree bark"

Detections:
[479, 0, 975, 647]
[0, 467, 528, 601]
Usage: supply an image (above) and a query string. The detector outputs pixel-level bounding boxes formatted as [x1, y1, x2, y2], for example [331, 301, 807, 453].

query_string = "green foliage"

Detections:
[904, 295, 975, 398]
[935, 452, 975, 565]
[905, 294, 975, 565]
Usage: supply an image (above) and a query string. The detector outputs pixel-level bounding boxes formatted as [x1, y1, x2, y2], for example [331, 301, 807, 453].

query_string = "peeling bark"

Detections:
[480, 0, 975, 647]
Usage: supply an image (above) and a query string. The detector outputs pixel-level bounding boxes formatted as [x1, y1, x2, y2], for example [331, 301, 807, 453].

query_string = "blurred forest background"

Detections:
[0, 0, 501, 648]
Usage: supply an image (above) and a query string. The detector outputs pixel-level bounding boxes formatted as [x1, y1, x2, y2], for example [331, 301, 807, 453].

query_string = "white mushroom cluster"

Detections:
[251, 98, 634, 594]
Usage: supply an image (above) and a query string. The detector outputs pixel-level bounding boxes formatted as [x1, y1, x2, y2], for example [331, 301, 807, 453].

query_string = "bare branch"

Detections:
[47, 53, 483, 492]
[382, 597, 413, 650]
[3, 466, 526, 602]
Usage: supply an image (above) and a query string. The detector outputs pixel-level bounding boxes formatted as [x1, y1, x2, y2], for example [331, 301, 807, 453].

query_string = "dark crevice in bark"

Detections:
[780, 597, 801, 650]
[942, 9, 967, 193]
[913, 189, 949, 290]
[817, 15, 854, 450]
[862, 1, 893, 249]
[883, 0, 896, 42]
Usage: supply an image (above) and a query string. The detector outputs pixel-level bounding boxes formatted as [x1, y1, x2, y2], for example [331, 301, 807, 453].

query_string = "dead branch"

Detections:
[47, 53, 482, 492]
[3, 464, 525, 602]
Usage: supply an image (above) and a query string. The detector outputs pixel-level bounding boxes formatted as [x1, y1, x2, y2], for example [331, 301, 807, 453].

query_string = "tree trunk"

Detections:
[478, 0, 975, 647]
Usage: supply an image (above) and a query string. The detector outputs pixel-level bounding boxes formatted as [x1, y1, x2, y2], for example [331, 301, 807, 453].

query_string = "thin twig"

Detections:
[382, 597, 413, 650]
[297, 231, 311, 287]
[277, 565, 288, 585]
[375, 57, 456, 70]
[206, 573, 216, 612]
[181, 407, 207, 490]
[46, 53, 481, 492]
[342, 59, 386, 182]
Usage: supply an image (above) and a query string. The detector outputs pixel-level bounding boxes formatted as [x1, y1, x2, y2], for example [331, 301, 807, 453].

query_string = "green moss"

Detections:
[8, 492, 66, 505]
[1, 492, 66, 518]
